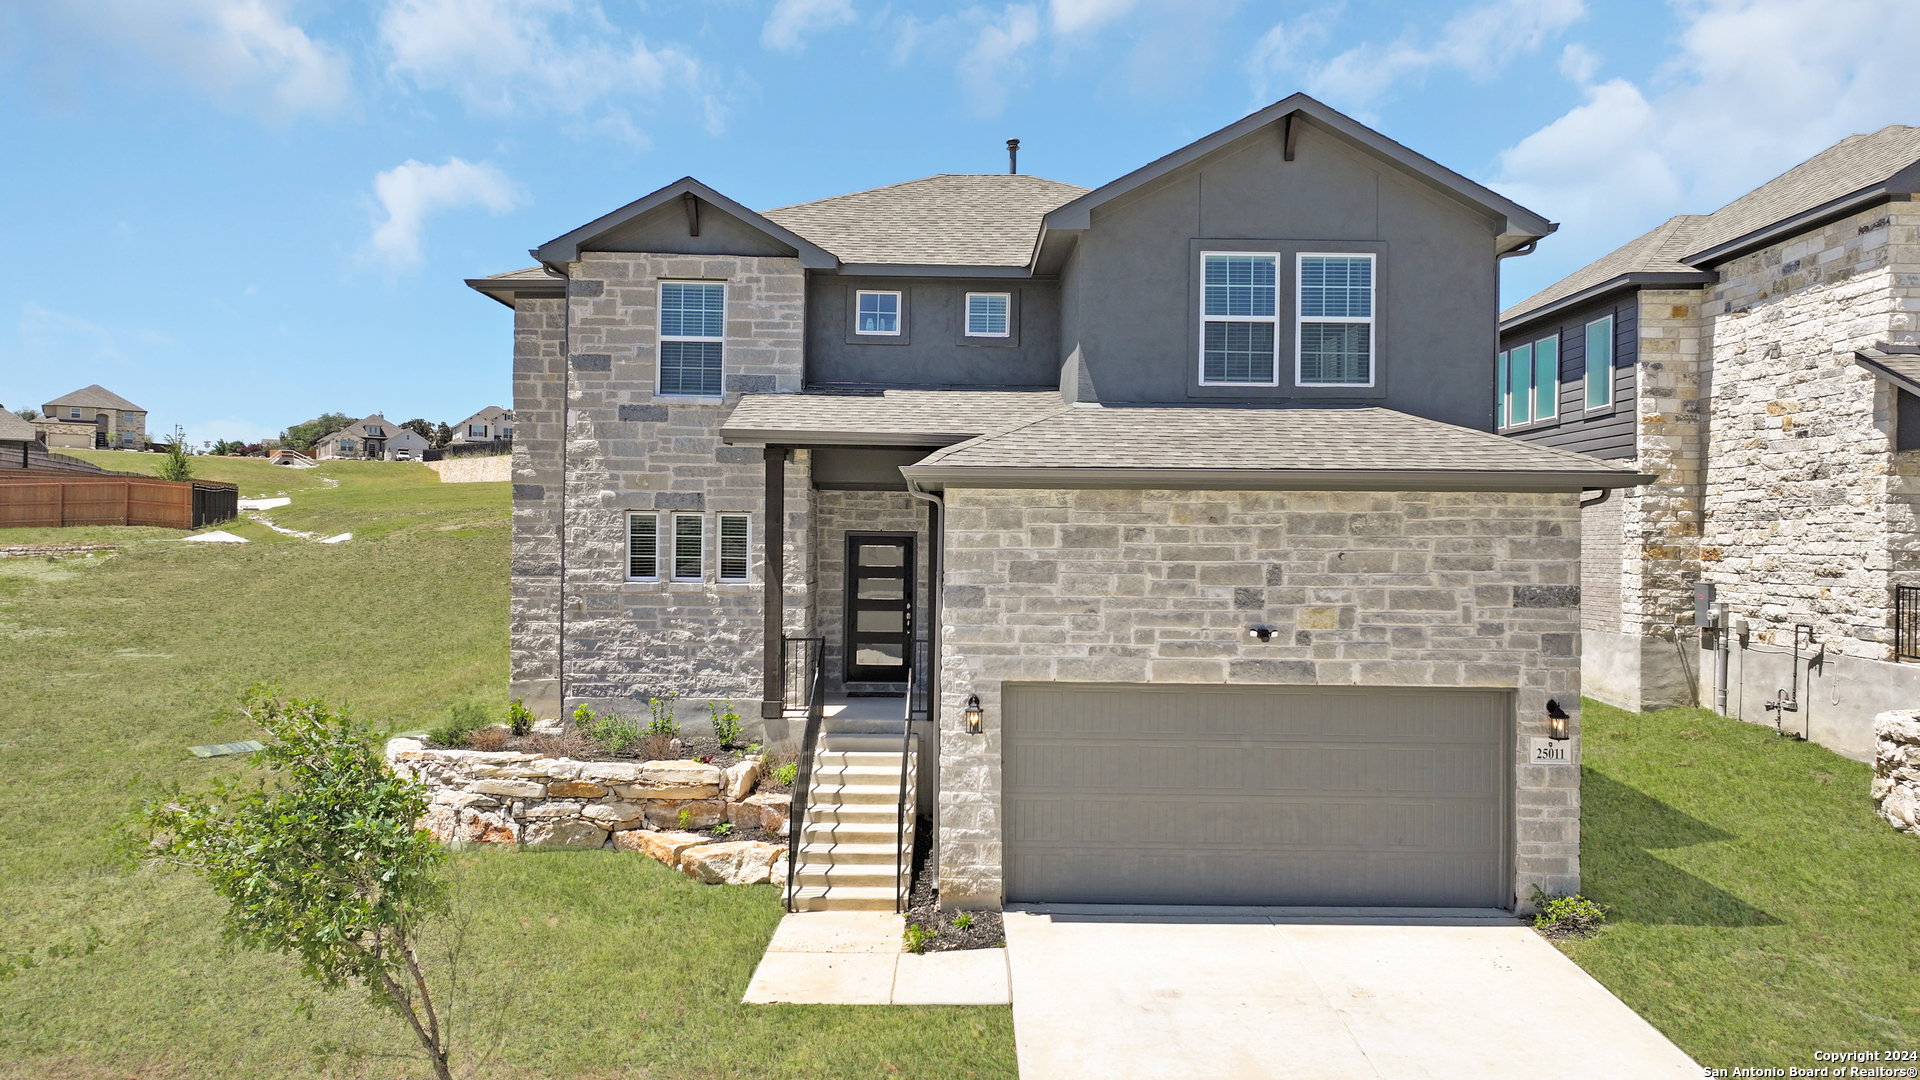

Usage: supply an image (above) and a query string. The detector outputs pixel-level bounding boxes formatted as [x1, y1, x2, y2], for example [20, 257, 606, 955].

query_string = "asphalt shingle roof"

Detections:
[762, 175, 1089, 267]
[0, 408, 36, 442]
[1506, 125, 1920, 324]
[43, 384, 143, 413]
[720, 389, 1065, 445]
[909, 405, 1646, 484]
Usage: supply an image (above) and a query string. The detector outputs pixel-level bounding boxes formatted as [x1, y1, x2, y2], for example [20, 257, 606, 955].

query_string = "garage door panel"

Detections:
[1003, 683, 1509, 907]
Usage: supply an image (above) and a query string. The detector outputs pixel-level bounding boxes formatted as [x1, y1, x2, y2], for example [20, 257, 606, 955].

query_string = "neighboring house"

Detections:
[0, 407, 35, 468]
[34, 385, 145, 449]
[451, 406, 513, 444]
[468, 94, 1645, 913]
[312, 414, 430, 462]
[1498, 124, 1920, 759]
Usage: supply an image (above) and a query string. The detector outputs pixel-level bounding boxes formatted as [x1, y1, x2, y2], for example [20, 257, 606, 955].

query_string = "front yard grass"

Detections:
[1573, 699, 1920, 1069]
[0, 468, 1014, 1079]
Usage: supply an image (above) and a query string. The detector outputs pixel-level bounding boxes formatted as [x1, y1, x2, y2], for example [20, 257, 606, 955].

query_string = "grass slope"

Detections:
[0, 465, 1014, 1079]
[1573, 699, 1920, 1069]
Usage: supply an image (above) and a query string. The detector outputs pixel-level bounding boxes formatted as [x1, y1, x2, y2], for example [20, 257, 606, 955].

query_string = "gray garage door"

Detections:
[1003, 683, 1510, 908]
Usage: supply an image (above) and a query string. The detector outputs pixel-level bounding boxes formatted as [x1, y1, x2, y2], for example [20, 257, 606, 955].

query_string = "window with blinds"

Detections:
[1199, 252, 1278, 385]
[628, 513, 659, 580]
[659, 281, 725, 396]
[673, 514, 704, 581]
[1297, 253, 1375, 386]
[719, 515, 750, 582]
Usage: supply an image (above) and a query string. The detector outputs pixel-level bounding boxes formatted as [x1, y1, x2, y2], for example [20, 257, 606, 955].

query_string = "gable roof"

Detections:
[1506, 124, 1920, 329]
[902, 405, 1649, 492]
[1043, 93, 1556, 255]
[319, 414, 420, 443]
[44, 384, 142, 413]
[720, 389, 1065, 447]
[531, 177, 838, 271]
[1501, 215, 1715, 329]
[762, 175, 1088, 271]
[0, 408, 36, 442]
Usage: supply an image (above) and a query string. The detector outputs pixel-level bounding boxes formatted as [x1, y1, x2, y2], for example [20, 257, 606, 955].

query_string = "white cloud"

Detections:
[379, 0, 705, 120]
[368, 158, 524, 268]
[1252, 0, 1583, 110]
[761, 0, 858, 53]
[25, 0, 350, 118]
[1493, 0, 1920, 298]
[1050, 0, 1134, 34]
[1556, 42, 1598, 84]
[958, 5, 1042, 117]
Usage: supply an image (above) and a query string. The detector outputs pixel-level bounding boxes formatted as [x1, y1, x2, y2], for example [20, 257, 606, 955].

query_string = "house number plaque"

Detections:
[1528, 738, 1571, 765]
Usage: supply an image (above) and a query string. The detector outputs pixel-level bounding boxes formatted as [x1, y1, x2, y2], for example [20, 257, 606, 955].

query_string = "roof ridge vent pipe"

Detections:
[1007, 139, 1019, 174]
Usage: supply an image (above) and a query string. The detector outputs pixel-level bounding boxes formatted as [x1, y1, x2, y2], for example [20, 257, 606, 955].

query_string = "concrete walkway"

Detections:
[742, 912, 1010, 1006]
[1003, 907, 1699, 1079]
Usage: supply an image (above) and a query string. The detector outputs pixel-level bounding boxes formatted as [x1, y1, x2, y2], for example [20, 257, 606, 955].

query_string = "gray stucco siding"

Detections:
[586, 199, 800, 259]
[1057, 121, 1504, 428]
[1500, 293, 1640, 461]
[805, 276, 1060, 387]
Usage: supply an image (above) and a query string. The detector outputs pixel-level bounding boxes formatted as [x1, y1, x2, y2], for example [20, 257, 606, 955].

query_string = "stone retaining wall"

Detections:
[386, 740, 792, 872]
[1873, 710, 1920, 833]
[425, 455, 511, 483]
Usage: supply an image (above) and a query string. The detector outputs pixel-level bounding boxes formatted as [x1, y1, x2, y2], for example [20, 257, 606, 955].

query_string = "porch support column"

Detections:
[761, 445, 785, 720]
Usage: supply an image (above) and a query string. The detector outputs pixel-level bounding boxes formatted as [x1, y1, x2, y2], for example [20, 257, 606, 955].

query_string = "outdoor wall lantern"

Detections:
[1246, 624, 1275, 643]
[1546, 698, 1571, 741]
[963, 695, 985, 735]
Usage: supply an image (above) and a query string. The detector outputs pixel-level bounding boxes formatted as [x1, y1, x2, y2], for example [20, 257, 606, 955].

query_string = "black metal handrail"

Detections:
[1899, 587, 1920, 662]
[896, 639, 926, 912]
[783, 636, 825, 913]
[781, 636, 822, 711]
[907, 636, 931, 721]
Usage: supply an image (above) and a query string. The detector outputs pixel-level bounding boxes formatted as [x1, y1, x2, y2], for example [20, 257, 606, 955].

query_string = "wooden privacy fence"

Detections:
[0, 471, 239, 530]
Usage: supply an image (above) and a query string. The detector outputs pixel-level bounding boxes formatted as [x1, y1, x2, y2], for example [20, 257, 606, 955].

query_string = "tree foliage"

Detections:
[433, 422, 454, 449]
[14, 408, 37, 421]
[280, 413, 355, 453]
[400, 418, 437, 444]
[142, 689, 455, 1079]
[157, 435, 193, 482]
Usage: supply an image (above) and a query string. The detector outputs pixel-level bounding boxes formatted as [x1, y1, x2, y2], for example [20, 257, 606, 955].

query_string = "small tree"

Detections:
[281, 413, 355, 454]
[433, 422, 454, 449]
[157, 435, 193, 482]
[400, 418, 436, 443]
[15, 408, 37, 421]
[142, 690, 456, 1080]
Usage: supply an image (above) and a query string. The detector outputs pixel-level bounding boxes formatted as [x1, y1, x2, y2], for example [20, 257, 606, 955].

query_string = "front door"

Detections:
[845, 534, 914, 685]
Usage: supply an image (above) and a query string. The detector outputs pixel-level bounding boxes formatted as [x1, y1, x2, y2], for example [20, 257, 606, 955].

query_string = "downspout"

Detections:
[904, 475, 944, 881]
[559, 278, 572, 714]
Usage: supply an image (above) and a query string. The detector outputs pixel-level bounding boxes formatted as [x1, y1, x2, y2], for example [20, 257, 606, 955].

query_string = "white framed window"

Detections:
[965, 293, 1010, 337]
[659, 281, 725, 396]
[627, 513, 660, 580]
[1296, 253, 1375, 386]
[854, 290, 901, 336]
[1199, 252, 1279, 385]
[1585, 315, 1614, 409]
[468, 424, 485, 437]
[672, 514, 704, 581]
[69, 408, 80, 419]
[1499, 332, 1562, 427]
[718, 514, 750, 582]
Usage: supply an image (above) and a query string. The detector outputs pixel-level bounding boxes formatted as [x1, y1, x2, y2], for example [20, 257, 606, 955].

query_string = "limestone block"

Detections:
[738, 791, 792, 836]
[625, 829, 713, 868]
[523, 820, 608, 848]
[643, 798, 725, 829]
[421, 805, 456, 844]
[430, 790, 497, 809]
[681, 840, 781, 885]
[386, 738, 425, 760]
[576, 761, 643, 782]
[468, 779, 546, 798]
[496, 764, 556, 779]
[524, 801, 585, 819]
[456, 808, 519, 845]
[582, 801, 646, 827]
[723, 759, 761, 800]
[546, 780, 610, 799]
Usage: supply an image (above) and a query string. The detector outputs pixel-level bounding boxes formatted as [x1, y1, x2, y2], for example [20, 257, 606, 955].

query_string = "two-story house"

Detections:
[313, 414, 430, 462]
[33, 385, 146, 450]
[469, 95, 1644, 914]
[451, 405, 513, 445]
[1499, 125, 1920, 760]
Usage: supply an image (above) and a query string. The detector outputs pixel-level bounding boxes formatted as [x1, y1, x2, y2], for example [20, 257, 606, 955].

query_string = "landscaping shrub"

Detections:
[644, 691, 679, 740]
[427, 700, 491, 748]
[773, 760, 799, 787]
[1530, 886, 1607, 939]
[505, 698, 534, 737]
[707, 699, 741, 748]
[157, 435, 193, 483]
[574, 703, 644, 755]
[467, 725, 508, 751]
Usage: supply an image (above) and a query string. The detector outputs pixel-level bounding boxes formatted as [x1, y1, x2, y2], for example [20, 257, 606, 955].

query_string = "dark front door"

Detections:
[845, 534, 913, 685]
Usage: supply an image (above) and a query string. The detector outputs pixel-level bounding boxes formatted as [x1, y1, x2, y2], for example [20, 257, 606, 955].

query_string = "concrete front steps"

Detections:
[786, 733, 916, 912]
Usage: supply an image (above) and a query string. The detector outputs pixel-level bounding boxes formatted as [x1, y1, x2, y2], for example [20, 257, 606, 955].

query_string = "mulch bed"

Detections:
[902, 818, 1005, 952]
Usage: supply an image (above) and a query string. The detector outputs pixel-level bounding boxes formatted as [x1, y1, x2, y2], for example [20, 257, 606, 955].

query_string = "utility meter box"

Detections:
[1693, 582, 1717, 627]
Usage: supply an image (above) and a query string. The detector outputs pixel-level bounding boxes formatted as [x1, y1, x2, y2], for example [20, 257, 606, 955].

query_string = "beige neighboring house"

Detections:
[0, 407, 36, 467]
[312, 414, 430, 462]
[450, 406, 513, 444]
[35, 385, 146, 449]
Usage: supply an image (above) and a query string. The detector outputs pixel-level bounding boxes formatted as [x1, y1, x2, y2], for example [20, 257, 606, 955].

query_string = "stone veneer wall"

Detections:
[1872, 710, 1920, 833]
[814, 491, 931, 691]
[511, 254, 817, 732]
[1581, 492, 1624, 635]
[1623, 290, 1708, 634]
[934, 486, 1584, 911]
[1700, 202, 1920, 660]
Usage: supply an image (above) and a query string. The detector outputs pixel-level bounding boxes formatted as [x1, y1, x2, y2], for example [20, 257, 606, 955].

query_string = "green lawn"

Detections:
[0, 464, 1015, 1079]
[1571, 699, 1920, 1069]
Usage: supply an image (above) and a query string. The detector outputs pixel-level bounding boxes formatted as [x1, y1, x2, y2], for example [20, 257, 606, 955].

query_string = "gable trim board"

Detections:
[532, 176, 839, 271]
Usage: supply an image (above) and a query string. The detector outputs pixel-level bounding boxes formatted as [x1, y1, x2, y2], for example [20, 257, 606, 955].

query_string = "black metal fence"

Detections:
[1898, 586, 1920, 662]
[908, 636, 931, 721]
[191, 482, 240, 528]
[781, 636, 824, 711]
[783, 635, 826, 913]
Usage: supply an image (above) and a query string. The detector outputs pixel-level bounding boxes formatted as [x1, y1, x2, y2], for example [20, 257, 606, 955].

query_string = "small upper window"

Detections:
[367, 426, 384, 436]
[1296, 254, 1375, 386]
[1199, 253, 1279, 385]
[69, 408, 80, 419]
[1585, 315, 1614, 409]
[719, 515, 750, 582]
[660, 281, 725, 396]
[965, 293, 1010, 337]
[855, 291, 901, 336]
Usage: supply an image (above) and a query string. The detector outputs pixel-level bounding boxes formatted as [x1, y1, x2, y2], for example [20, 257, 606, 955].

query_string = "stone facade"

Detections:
[1872, 710, 1920, 833]
[933, 486, 1585, 911]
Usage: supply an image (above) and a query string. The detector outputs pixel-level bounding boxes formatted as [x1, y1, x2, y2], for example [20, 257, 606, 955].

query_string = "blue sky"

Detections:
[2, 0, 1912, 445]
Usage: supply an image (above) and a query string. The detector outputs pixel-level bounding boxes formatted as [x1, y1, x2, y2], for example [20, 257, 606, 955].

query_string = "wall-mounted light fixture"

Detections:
[1546, 698, 1570, 741]
[1246, 624, 1274, 643]
[964, 694, 985, 735]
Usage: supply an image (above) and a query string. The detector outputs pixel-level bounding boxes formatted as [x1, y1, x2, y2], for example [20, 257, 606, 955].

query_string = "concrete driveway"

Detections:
[1003, 908, 1698, 1080]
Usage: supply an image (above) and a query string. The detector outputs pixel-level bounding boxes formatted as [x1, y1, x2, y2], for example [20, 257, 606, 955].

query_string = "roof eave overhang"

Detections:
[900, 465, 1655, 492]
[1681, 186, 1910, 269]
[532, 176, 840, 270]
[829, 263, 1037, 278]
[464, 276, 567, 309]
[1500, 272, 1718, 333]
[1043, 94, 1556, 244]
[719, 426, 976, 448]
[1854, 350, 1920, 397]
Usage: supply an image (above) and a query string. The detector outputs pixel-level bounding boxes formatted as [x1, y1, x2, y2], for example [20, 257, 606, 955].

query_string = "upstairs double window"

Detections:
[1497, 336, 1559, 428]
[660, 281, 725, 396]
[1198, 252, 1376, 387]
